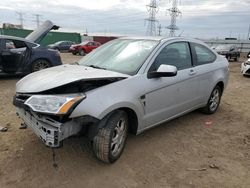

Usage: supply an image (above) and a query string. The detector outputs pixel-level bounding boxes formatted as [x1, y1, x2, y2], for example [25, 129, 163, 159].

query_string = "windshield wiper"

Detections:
[88, 65, 106, 70]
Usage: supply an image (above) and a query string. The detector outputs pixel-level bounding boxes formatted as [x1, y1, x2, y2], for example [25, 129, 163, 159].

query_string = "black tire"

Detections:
[72, 52, 77, 55]
[234, 56, 239, 62]
[93, 110, 128, 163]
[201, 85, 222, 114]
[79, 49, 86, 56]
[32, 59, 51, 72]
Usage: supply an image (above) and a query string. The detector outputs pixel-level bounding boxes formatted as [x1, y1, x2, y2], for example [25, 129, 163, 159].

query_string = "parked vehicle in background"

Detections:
[69, 41, 101, 55]
[241, 58, 250, 76]
[0, 20, 62, 75]
[47, 41, 75, 52]
[14, 37, 229, 163]
[215, 44, 240, 61]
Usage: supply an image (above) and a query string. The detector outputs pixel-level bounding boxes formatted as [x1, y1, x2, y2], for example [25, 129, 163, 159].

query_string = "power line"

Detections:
[247, 24, 250, 40]
[166, 0, 181, 37]
[145, 0, 159, 36]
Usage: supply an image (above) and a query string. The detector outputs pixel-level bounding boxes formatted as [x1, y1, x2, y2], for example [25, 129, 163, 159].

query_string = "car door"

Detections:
[1, 39, 22, 73]
[58, 42, 65, 51]
[0, 39, 3, 71]
[85, 42, 92, 53]
[89, 42, 97, 52]
[143, 42, 200, 127]
[190, 43, 217, 104]
[1, 39, 27, 73]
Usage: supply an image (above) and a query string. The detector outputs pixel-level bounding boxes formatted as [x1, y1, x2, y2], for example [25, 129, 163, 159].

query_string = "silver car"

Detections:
[13, 37, 229, 163]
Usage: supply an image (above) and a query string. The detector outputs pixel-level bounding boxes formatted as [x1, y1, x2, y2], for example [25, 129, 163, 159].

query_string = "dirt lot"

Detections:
[0, 53, 249, 188]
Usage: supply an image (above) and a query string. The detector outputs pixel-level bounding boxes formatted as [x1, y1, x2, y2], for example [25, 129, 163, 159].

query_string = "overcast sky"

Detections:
[0, 0, 249, 39]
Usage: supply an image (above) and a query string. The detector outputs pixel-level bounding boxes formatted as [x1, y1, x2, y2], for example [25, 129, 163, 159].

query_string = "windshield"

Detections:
[78, 39, 159, 75]
[80, 41, 89, 45]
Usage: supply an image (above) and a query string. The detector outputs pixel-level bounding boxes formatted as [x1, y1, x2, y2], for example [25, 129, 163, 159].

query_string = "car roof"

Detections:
[121, 36, 166, 41]
[0, 35, 30, 42]
[119, 36, 204, 44]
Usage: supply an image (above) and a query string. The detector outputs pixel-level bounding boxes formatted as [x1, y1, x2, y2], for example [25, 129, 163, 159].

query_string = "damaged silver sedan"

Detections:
[13, 37, 229, 163]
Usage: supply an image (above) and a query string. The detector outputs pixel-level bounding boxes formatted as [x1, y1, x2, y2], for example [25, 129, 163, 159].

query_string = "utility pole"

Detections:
[16, 12, 24, 29]
[166, 0, 181, 37]
[33, 14, 42, 28]
[157, 24, 162, 36]
[145, 0, 159, 36]
[247, 24, 250, 40]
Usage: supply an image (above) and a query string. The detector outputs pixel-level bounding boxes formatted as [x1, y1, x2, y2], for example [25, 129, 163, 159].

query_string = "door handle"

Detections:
[189, 69, 197, 75]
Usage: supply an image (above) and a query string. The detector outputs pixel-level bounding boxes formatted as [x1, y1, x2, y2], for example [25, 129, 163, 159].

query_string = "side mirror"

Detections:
[148, 64, 177, 79]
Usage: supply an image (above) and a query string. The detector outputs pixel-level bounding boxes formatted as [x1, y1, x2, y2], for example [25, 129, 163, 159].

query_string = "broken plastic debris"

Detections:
[19, 123, 27, 129]
[0, 126, 8, 132]
[186, 168, 207, 171]
[209, 164, 220, 169]
[205, 120, 213, 127]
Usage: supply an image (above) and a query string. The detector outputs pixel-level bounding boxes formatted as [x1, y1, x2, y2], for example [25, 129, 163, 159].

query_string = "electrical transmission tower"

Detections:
[166, 0, 181, 37]
[157, 24, 162, 36]
[145, 0, 159, 36]
[33, 14, 42, 28]
[16, 12, 24, 29]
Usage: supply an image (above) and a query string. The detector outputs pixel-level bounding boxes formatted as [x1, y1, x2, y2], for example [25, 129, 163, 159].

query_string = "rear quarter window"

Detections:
[192, 43, 216, 66]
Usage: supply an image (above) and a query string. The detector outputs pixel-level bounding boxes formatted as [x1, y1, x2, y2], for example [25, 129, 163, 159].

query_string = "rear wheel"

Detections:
[79, 49, 86, 56]
[201, 86, 222, 114]
[234, 56, 239, 62]
[32, 59, 50, 72]
[93, 110, 128, 163]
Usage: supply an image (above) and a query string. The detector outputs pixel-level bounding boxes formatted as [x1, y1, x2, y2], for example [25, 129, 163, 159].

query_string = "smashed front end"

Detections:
[13, 77, 124, 147]
[13, 93, 87, 147]
[241, 60, 250, 76]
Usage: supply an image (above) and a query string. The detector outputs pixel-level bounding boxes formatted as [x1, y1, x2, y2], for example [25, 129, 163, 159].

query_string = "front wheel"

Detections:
[234, 56, 239, 62]
[79, 49, 86, 56]
[32, 59, 50, 72]
[201, 86, 222, 114]
[93, 110, 128, 163]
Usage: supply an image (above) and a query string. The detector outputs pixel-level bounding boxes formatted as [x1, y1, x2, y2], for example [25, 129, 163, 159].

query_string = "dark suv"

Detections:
[215, 45, 240, 61]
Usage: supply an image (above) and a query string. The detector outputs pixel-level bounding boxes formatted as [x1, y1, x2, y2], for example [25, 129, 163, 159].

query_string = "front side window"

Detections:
[4, 39, 26, 49]
[193, 44, 216, 65]
[79, 39, 159, 75]
[150, 42, 192, 71]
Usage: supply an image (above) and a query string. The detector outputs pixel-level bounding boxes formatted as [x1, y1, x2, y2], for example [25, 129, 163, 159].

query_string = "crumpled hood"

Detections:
[16, 64, 129, 93]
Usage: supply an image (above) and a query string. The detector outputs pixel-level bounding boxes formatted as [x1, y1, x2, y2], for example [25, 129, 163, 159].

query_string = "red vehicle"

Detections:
[69, 41, 101, 56]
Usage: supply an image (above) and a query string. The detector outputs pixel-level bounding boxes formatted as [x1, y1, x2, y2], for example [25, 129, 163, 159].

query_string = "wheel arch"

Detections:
[80, 47, 87, 52]
[98, 106, 139, 135]
[116, 107, 138, 135]
[30, 58, 52, 71]
[216, 81, 224, 94]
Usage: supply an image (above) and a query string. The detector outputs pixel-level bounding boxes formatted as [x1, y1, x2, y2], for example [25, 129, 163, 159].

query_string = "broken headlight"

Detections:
[24, 94, 85, 115]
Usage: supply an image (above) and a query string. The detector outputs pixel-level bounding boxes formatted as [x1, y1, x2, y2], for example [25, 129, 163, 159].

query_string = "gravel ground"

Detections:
[0, 53, 249, 188]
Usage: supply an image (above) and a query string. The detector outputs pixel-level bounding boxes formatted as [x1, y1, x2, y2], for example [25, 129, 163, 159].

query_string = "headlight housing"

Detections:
[24, 94, 85, 115]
